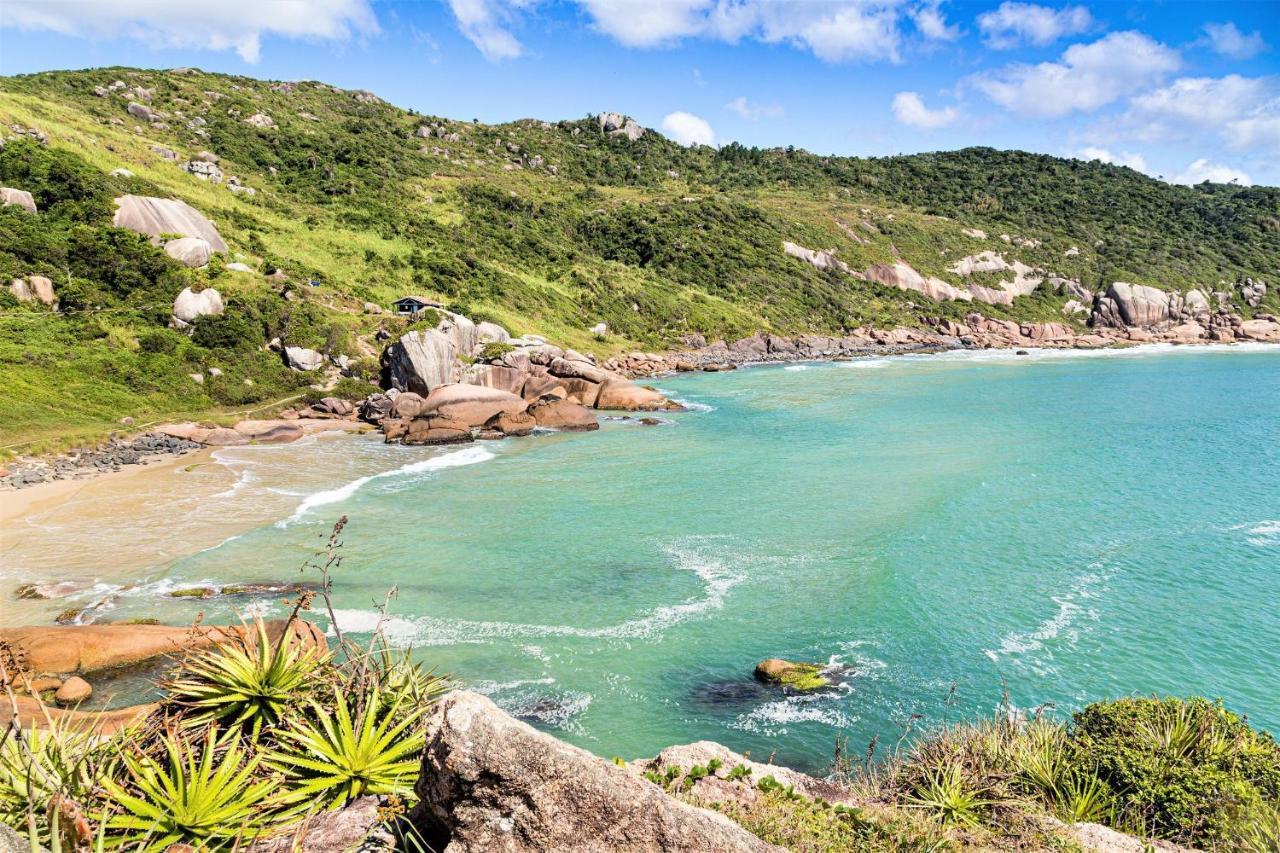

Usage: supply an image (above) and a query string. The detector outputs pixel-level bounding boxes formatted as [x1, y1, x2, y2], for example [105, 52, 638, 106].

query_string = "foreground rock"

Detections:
[413, 691, 779, 852]
[0, 618, 324, 677]
[248, 797, 393, 852]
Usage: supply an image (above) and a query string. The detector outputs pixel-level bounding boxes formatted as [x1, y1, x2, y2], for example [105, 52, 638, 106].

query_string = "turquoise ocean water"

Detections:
[40, 346, 1280, 771]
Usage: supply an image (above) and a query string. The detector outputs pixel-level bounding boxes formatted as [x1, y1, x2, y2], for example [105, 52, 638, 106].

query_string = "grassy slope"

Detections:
[1, 66, 1277, 450]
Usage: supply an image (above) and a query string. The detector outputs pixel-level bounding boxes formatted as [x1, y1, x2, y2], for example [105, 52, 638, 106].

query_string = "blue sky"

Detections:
[2, 1, 1277, 185]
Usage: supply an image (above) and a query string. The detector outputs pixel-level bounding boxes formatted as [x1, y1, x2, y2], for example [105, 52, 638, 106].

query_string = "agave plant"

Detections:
[368, 643, 449, 712]
[166, 618, 328, 736]
[0, 715, 109, 845]
[266, 686, 426, 812]
[102, 729, 273, 851]
[1056, 770, 1113, 823]
[1014, 721, 1070, 802]
[905, 761, 992, 828]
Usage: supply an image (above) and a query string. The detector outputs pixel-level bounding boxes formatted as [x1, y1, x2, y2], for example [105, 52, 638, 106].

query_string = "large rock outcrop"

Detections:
[112, 195, 228, 251]
[413, 691, 778, 852]
[171, 286, 224, 326]
[865, 261, 972, 302]
[1094, 282, 1171, 328]
[385, 329, 461, 394]
[598, 112, 645, 141]
[418, 384, 528, 427]
[0, 619, 324, 677]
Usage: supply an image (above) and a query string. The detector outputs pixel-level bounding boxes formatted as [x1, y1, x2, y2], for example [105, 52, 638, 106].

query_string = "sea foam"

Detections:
[278, 444, 495, 526]
[328, 538, 750, 647]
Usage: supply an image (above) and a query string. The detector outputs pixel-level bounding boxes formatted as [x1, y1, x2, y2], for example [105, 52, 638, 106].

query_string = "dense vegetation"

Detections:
[1, 66, 1277, 449]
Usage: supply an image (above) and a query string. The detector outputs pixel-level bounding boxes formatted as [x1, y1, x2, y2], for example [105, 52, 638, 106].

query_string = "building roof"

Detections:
[393, 295, 443, 308]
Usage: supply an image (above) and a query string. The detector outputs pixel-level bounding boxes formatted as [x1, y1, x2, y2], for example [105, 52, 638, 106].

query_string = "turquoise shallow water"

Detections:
[43, 346, 1280, 770]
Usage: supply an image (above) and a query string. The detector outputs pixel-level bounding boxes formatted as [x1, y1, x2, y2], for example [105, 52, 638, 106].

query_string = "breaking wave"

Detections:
[278, 445, 495, 526]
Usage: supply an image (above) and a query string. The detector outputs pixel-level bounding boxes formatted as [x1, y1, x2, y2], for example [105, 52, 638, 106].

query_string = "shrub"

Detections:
[478, 341, 514, 361]
[1070, 697, 1280, 845]
[190, 314, 261, 353]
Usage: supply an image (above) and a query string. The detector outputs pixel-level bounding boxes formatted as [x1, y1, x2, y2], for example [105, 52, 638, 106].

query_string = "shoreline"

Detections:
[5, 337, 1277, 506]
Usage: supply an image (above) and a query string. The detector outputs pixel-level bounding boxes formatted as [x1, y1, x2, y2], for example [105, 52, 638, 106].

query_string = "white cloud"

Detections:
[725, 96, 784, 121]
[974, 31, 1180, 118]
[1226, 112, 1280, 152]
[1201, 22, 1268, 60]
[0, 0, 376, 62]
[1121, 75, 1280, 153]
[661, 111, 716, 146]
[573, 1, 906, 63]
[891, 91, 959, 128]
[447, 0, 523, 61]
[1131, 75, 1269, 128]
[576, 0, 711, 47]
[911, 2, 961, 41]
[1171, 158, 1251, 186]
[1076, 146, 1149, 173]
[976, 2, 1092, 49]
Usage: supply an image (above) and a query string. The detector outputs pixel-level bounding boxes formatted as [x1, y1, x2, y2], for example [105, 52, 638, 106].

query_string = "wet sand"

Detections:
[0, 448, 273, 626]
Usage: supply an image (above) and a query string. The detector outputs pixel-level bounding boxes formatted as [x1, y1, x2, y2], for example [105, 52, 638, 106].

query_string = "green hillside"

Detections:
[2, 66, 1278, 450]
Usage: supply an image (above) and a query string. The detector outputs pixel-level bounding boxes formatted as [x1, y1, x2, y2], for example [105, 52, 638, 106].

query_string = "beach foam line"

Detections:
[328, 538, 751, 646]
[277, 444, 495, 527]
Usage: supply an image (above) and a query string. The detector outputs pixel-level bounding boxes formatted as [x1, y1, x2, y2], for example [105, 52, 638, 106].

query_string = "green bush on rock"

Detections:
[1071, 696, 1280, 845]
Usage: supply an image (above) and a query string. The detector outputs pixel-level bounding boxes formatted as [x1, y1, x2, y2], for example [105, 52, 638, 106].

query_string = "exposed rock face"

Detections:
[385, 329, 460, 394]
[1240, 278, 1266, 307]
[1100, 282, 1171, 327]
[0, 187, 37, 214]
[413, 691, 779, 853]
[1238, 319, 1280, 341]
[182, 159, 224, 182]
[164, 236, 213, 268]
[485, 410, 535, 437]
[404, 415, 473, 445]
[225, 261, 254, 273]
[419, 384, 528, 427]
[1183, 289, 1211, 317]
[113, 195, 228, 251]
[126, 102, 153, 121]
[0, 619, 324, 677]
[285, 346, 325, 371]
[782, 240, 852, 274]
[596, 380, 670, 411]
[865, 261, 972, 302]
[638, 742, 858, 810]
[248, 797, 393, 852]
[528, 398, 599, 431]
[245, 113, 277, 128]
[948, 250, 1043, 304]
[171, 287, 224, 326]
[9, 275, 56, 306]
[476, 321, 510, 344]
[598, 112, 645, 140]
